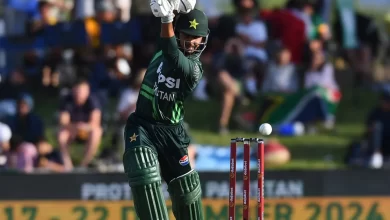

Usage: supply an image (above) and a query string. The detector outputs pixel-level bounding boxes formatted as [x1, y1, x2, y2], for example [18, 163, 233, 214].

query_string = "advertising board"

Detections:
[0, 172, 312, 200]
[0, 197, 388, 220]
[1, 170, 390, 200]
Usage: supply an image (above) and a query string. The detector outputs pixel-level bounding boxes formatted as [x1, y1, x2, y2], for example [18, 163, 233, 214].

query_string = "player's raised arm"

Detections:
[150, 0, 209, 81]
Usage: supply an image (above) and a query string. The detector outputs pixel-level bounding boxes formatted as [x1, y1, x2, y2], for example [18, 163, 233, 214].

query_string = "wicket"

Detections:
[229, 138, 265, 220]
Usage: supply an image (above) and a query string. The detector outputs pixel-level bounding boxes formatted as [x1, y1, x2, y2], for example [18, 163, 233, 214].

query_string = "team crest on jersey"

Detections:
[179, 155, 189, 166]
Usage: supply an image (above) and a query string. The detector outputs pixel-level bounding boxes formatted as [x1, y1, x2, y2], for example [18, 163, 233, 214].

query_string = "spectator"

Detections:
[5, 94, 44, 145]
[73, 0, 95, 20]
[44, 0, 74, 21]
[85, 0, 118, 49]
[95, 0, 117, 23]
[115, 0, 132, 22]
[235, 0, 268, 63]
[57, 79, 103, 170]
[215, 38, 246, 134]
[289, 0, 315, 40]
[234, 0, 269, 96]
[0, 69, 30, 120]
[345, 90, 390, 168]
[262, 47, 298, 93]
[28, 0, 58, 35]
[35, 138, 65, 173]
[301, 0, 331, 70]
[7, 135, 38, 173]
[261, 1, 306, 65]
[304, 51, 338, 90]
[366, 91, 390, 159]
[0, 122, 12, 169]
[87, 44, 133, 110]
[304, 51, 340, 129]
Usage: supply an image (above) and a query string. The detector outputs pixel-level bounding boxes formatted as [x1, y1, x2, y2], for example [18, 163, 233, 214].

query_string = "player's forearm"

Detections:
[161, 22, 175, 38]
[160, 22, 180, 63]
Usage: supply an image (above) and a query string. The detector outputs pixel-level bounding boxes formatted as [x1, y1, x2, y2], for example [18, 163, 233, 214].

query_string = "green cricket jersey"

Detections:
[134, 36, 203, 124]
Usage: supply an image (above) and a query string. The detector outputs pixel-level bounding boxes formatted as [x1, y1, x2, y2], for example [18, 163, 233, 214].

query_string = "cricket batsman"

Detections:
[122, 0, 209, 219]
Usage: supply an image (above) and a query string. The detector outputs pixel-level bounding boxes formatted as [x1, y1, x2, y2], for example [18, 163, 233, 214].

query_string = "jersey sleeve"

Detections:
[160, 37, 203, 88]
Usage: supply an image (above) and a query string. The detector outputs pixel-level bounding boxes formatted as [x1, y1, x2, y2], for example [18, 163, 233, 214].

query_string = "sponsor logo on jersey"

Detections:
[153, 61, 181, 102]
[179, 155, 189, 166]
[158, 74, 181, 89]
[156, 61, 181, 89]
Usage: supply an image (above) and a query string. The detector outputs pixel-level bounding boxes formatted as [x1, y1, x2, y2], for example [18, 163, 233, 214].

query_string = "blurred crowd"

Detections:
[0, 0, 389, 173]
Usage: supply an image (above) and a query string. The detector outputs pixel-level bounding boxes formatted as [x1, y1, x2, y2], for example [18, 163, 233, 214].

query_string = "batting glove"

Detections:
[168, 0, 196, 14]
[150, 0, 175, 23]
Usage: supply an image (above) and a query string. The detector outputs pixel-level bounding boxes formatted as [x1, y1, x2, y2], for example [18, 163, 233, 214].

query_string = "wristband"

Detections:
[161, 13, 174, 23]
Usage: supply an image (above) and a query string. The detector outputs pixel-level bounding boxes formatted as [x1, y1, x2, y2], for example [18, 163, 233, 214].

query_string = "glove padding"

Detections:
[169, 0, 196, 14]
[150, 0, 174, 18]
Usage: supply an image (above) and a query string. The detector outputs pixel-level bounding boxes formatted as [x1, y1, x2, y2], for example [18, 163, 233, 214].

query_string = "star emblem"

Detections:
[189, 19, 199, 29]
[129, 133, 138, 142]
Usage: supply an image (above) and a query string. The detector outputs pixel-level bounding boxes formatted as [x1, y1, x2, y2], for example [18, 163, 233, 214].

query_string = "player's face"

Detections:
[179, 32, 203, 54]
